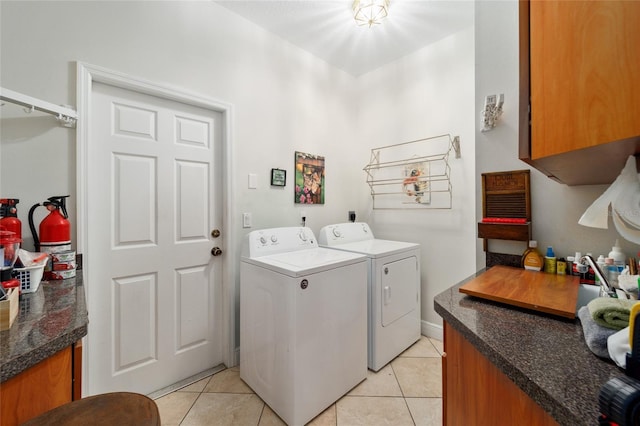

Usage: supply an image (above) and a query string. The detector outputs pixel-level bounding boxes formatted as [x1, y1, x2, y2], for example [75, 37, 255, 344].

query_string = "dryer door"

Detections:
[381, 256, 419, 326]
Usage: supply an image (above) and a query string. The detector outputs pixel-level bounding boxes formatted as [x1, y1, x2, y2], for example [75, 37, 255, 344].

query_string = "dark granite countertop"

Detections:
[434, 268, 624, 426]
[0, 276, 88, 382]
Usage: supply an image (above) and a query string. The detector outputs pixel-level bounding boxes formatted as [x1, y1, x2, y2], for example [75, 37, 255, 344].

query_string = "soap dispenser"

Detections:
[608, 239, 626, 270]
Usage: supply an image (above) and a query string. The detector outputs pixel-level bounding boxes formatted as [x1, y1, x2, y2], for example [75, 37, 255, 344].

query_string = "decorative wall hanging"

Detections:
[271, 168, 286, 187]
[294, 151, 325, 204]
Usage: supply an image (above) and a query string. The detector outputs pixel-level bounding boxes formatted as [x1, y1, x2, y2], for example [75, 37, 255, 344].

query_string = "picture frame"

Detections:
[294, 151, 325, 204]
[271, 168, 287, 187]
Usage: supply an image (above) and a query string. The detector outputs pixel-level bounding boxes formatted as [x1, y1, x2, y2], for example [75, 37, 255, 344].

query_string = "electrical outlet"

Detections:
[300, 210, 307, 225]
[349, 210, 356, 222]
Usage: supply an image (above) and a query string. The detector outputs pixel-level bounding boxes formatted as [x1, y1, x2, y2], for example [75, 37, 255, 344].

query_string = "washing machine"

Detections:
[318, 222, 421, 372]
[240, 227, 368, 426]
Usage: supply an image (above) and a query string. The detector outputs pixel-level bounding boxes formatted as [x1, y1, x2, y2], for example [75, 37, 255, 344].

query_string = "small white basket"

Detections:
[13, 263, 46, 294]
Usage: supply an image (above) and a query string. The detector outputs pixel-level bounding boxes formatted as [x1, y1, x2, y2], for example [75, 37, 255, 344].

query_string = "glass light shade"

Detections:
[353, 0, 390, 28]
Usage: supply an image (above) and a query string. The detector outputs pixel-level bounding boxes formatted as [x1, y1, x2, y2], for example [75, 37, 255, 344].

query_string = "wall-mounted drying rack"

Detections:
[0, 87, 77, 128]
[363, 134, 460, 210]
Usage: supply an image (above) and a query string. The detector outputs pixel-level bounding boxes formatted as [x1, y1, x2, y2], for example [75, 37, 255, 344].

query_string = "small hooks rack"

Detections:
[0, 87, 77, 128]
[363, 134, 460, 210]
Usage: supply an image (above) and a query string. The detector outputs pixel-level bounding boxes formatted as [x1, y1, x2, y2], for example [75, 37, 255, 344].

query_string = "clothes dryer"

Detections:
[318, 222, 421, 371]
[240, 227, 367, 426]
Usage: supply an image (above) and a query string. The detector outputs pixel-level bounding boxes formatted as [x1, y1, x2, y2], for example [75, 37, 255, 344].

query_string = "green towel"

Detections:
[587, 297, 638, 330]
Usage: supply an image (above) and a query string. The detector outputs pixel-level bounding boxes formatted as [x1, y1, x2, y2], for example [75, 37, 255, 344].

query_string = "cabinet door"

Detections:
[0, 348, 72, 425]
[443, 323, 558, 425]
[530, 1, 640, 159]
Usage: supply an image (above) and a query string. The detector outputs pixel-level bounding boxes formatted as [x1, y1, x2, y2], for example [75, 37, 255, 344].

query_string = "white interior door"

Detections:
[86, 81, 224, 395]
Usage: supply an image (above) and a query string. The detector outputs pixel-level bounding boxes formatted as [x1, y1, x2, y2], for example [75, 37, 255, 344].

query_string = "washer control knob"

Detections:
[299, 231, 308, 242]
[259, 236, 267, 245]
[270, 235, 278, 243]
[333, 228, 341, 238]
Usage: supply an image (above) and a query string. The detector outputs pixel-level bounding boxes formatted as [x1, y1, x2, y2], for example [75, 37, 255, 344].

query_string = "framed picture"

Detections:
[271, 168, 286, 186]
[294, 151, 325, 204]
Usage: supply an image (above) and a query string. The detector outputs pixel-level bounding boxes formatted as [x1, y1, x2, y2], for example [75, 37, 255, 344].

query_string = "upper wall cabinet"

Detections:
[519, 0, 640, 185]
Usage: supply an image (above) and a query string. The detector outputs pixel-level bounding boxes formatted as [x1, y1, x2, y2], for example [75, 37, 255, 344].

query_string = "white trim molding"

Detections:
[421, 320, 443, 342]
[76, 62, 237, 395]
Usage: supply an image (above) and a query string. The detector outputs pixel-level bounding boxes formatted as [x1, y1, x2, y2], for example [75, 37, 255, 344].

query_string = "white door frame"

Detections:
[76, 62, 236, 395]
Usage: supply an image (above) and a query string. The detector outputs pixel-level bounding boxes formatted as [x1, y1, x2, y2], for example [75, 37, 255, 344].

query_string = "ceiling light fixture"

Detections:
[353, 0, 390, 28]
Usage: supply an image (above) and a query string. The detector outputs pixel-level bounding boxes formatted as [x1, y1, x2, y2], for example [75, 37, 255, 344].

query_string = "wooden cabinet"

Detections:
[1, 342, 82, 426]
[443, 322, 558, 425]
[519, 0, 640, 185]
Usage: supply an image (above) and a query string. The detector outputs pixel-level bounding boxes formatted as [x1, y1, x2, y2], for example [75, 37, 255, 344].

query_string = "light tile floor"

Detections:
[155, 336, 443, 426]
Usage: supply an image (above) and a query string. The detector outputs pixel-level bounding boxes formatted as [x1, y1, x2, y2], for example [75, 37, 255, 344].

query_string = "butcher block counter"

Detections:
[434, 267, 624, 426]
[0, 276, 88, 425]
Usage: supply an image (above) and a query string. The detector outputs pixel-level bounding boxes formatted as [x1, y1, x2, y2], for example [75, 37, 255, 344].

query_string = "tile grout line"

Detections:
[169, 337, 444, 426]
[178, 391, 204, 426]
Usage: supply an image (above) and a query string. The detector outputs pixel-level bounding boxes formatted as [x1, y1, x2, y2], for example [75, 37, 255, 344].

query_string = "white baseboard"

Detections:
[421, 320, 443, 342]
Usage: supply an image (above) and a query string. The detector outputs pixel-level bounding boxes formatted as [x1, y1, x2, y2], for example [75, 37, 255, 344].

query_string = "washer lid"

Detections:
[321, 239, 419, 258]
[242, 247, 366, 277]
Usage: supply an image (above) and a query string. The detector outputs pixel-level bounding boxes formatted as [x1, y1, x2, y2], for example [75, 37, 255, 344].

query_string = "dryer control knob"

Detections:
[259, 236, 267, 245]
[299, 231, 308, 242]
[333, 228, 341, 238]
[270, 235, 278, 243]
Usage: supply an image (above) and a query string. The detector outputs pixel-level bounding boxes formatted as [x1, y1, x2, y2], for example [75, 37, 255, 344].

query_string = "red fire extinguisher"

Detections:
[28, 196, 71, 252]
[0, 198, 21, 239]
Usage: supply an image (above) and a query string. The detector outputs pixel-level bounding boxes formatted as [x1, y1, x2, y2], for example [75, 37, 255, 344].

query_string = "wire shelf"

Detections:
[363, 134, 460, 210]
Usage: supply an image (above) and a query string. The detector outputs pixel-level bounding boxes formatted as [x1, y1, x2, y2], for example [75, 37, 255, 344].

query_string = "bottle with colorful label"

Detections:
[544, 246, 557, 274]
[522, 240, 543, 271]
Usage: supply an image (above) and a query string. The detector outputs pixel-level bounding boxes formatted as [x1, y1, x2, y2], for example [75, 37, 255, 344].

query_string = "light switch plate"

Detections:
[248, 173, 257, 189]
[242, 212, 252, 228]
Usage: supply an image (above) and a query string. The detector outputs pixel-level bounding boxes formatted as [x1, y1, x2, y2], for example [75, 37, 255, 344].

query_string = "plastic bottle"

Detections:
[596, 255, 606, 286]
[573, 252, 583, 276]
[522, 240, 543, 271]
[605, 257, 619, 289]
[557, 258, 567, 275]
[596, 254, 606, 273]
[608, 239, 626, 271]
[566, 256, 576, 275]
[544, 246, 557, 274]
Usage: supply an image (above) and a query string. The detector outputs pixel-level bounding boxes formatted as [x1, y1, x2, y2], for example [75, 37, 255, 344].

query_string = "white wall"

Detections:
[1, 1, 479, 341]
[474, 1, 640, 271]
[1, 1, 362, 243]
[0, 1, 364, 356]
[5, 1, 633, 359]
[355, 25, 477, 329]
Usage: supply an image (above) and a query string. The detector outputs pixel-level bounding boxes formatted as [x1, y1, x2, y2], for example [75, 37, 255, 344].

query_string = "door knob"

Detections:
[211, 229, 221, 238]
[211, 247, 223, 256]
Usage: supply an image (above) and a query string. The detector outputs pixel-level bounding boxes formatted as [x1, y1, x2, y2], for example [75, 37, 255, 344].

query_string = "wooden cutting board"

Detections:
[459, 265, 580, 319]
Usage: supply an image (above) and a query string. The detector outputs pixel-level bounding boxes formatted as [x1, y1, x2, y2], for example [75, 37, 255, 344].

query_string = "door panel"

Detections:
[176, 265, 210, 351]
[176, 115, 210, 148]
[381, 256, 418, 327]
[113, 273, 157, 373]
[113, 154, 157, 247]
[87, 82, 223, 395]
[176, 160, 209, 241]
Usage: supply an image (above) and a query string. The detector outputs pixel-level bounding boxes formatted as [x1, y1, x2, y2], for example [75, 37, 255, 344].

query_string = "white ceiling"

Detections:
[215, 0, 475, 76]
